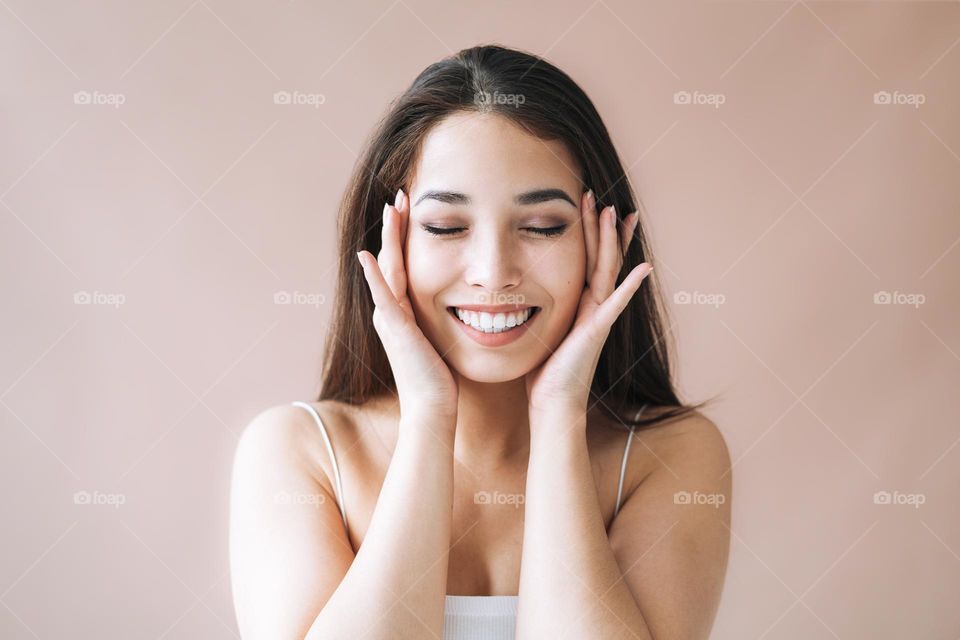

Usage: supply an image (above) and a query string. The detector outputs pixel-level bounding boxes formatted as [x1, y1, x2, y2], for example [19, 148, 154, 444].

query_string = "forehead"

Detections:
[408, 112, 582, 194]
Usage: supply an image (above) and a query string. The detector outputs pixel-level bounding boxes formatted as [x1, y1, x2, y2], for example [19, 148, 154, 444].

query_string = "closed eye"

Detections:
[421, 224, 568, 237]
[422, 225, 465, 236]
[526, 224, 567, 237]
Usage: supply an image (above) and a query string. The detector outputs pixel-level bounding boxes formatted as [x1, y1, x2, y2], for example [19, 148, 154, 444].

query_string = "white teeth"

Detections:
[453, 307, 535, 334]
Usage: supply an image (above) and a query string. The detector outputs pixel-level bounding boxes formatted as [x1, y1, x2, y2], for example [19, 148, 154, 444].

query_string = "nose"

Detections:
[463, 227, 522, 293]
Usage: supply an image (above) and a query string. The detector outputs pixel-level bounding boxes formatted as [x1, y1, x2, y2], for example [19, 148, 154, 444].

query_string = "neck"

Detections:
[452, 374, 531, 473]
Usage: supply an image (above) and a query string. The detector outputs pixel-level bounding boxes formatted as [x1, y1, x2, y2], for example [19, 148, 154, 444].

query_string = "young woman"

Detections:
[230, 44, 732, 640]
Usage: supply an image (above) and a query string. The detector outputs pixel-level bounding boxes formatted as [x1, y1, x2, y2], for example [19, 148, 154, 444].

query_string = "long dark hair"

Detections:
[316, 43, 711, 431]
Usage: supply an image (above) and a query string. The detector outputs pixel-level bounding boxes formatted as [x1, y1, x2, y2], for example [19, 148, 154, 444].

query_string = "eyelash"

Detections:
[421, 225, 568, 238]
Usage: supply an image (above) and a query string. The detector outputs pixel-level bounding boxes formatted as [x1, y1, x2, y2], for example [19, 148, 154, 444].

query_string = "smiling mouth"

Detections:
[446, 306, 541, 334]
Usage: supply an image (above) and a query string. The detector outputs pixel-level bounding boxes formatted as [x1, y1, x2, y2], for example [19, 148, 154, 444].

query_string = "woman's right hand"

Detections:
[357, 188, 460, 423]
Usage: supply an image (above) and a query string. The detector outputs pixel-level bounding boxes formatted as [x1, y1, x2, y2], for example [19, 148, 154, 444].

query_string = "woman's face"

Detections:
[405, 112, 586, 383]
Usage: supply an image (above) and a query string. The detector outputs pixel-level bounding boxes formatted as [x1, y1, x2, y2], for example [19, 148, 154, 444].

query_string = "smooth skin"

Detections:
[229, 113, 731, 639]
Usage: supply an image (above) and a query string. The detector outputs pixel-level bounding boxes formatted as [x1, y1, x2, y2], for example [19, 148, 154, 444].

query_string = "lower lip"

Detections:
[448, 308, 539, 347]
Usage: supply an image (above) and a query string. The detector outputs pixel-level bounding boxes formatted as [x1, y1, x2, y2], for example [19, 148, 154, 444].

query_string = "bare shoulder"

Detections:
[648, 409, 731, 477]
[588, 406, 732, 500]
[631, 408, 730, 480]
[233, 400, 359, 496]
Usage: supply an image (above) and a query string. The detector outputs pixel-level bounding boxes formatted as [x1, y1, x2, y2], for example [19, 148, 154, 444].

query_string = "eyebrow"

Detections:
[414, 188, 577, 208]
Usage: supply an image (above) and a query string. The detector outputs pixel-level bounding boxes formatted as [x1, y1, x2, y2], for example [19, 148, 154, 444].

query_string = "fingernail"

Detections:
[585, 189, 595, 209]
[356, 251, 366, 268]
[395, 188, 405, 210]
[383, 202, 390, 224]
[609, 205, 617, 227]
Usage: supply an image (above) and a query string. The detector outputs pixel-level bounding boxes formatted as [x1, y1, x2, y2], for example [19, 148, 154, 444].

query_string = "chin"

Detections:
[440, 338, 553, 384]
[445, 358, 532, 384]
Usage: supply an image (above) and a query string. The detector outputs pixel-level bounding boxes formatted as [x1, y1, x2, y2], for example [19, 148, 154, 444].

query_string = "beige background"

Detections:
[2, 1, 959, 637]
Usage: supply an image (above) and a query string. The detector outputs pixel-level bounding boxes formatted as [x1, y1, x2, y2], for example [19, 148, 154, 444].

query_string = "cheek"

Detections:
[542, 254, 585, 315]
[540, 233, 585, 297]
[404, 237, 448, 311]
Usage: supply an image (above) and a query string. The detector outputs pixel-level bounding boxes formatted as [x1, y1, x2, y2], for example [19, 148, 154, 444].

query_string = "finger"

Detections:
[594, 263, 653, 329]
[620, 211, 638, 257]
[357, 250, 406, 324]
[582, 190, 599, 285]
[396, 187, 410, 256]
[394, 188, 412, 314]
[591, 204, 621, 301]
[378, 189, 408, 303]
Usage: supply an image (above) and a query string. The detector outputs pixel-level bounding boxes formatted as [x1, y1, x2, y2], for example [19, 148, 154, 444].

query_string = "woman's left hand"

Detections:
[524, 189, 653, 417]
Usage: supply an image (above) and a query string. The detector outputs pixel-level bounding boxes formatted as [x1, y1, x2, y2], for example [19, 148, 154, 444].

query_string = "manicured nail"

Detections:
[395, 188, 405, 210]
[585, 189, 595, 210]
[356, 251, 366, 269]
[609, 206, 617, 227]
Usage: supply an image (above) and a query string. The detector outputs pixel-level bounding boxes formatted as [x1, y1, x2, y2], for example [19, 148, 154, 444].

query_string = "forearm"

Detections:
[306, 415, 455, 640]
[516, 409, 653, 640]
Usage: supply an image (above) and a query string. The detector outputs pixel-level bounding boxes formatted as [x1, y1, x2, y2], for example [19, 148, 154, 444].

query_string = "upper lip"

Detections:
[448, 304, 538, 313]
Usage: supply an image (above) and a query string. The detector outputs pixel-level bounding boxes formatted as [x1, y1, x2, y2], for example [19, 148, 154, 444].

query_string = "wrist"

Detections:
[399, 412, 457, 442]
[528, 393, 588, 418]
[529, 401, 587, 421]
[529, 406, 587, 442]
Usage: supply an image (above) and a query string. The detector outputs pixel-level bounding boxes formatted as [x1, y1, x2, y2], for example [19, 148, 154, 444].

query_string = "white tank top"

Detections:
[292, 401, 643, 640]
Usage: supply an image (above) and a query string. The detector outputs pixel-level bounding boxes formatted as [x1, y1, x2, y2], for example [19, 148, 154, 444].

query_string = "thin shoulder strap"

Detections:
[614, 405, 647, 518]
[291, 401, 347, 528]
